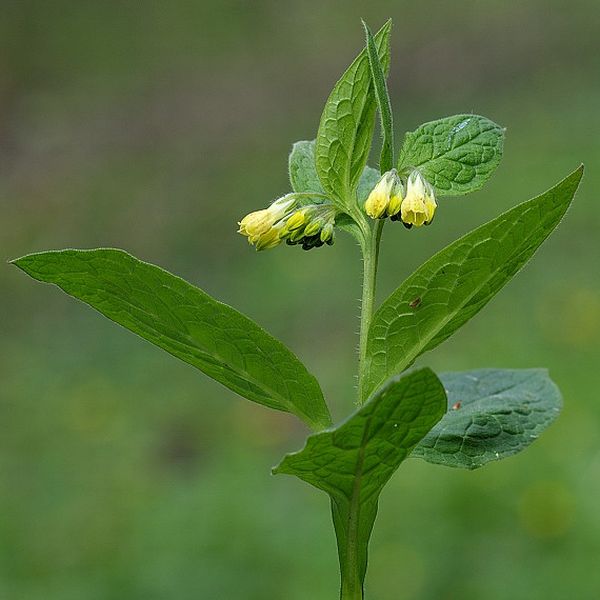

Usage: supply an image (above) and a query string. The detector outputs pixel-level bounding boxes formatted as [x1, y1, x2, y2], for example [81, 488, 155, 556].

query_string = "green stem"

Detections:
[357, 219, 384, 405]
[340, 572, 363, 600]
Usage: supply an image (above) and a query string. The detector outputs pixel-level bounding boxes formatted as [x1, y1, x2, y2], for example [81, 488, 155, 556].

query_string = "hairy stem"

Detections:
[357, 219, 384, 405]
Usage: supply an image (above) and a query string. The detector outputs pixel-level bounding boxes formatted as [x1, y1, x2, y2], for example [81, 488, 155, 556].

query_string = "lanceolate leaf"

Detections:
[315, 20, 392, 210]
[13, 249, 332, 431]
[397, 114, 504, 196]
[361, 166, 583, 401]
[411, 369, 562, 469]
[274, 368, 446, 595]
[363, 20, 394, 173]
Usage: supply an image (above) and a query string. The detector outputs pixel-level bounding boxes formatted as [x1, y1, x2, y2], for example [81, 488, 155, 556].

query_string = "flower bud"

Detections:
[239, 196, 338, 252]
[303, 219, 324, 238]
[320, 222, 334, 243]
[285, 209, 308, 232]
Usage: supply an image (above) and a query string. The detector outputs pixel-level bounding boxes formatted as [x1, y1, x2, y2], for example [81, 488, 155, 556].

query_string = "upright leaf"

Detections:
[411, 369, 562, 469]
[274, 368, 446, 596]
[397, 114, 504, 195]
[363, 20, 394, 173]
[13, 249, 332, 431]
[362, 166, 583, 400]
[315, 20, 392, 210]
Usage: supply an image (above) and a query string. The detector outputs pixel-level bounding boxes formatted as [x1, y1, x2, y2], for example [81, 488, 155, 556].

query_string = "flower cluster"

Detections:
[364, 169, 437, 228]
[238, 195, 336, 251]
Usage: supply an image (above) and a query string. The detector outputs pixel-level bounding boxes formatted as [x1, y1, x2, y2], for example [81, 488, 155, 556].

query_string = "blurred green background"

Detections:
[1, 1, 599, 599]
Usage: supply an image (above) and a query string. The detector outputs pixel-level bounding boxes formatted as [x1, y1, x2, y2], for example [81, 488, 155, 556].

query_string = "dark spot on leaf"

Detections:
[409, 297, 422, 309]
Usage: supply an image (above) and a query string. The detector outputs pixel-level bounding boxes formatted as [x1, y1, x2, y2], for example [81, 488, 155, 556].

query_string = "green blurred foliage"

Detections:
[1, 1, 599, 598]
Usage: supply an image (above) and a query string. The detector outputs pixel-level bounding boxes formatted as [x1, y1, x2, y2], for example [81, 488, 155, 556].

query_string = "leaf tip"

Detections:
[9, 255, 28, 270]
[561, 163, 585, 195]
[271, 462, 285, 476]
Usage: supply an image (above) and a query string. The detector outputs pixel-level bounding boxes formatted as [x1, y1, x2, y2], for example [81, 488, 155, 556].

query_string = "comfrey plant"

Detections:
[13, 20, 583, 600]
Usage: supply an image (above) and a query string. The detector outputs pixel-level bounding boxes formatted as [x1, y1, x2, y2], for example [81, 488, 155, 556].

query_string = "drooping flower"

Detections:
[238, 195, 337, 251]
[364, 171, 399, 219]
[397, 170, 437, 228]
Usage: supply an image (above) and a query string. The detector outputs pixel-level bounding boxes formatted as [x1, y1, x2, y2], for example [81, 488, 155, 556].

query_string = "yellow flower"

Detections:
[386, 181, 404, 217]
[253, 225, 283, 251]
[400, 171, 437, 228]
[364, 171, 396, 219]
[238, 196, 338, 252]
[238, 195, 296, 250]
[238, 209, 272, 238]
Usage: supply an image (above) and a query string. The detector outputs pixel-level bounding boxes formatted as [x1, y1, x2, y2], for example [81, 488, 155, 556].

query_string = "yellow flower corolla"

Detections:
[400, 170, 437, 228]
[386, 187, 403, 218]
[238, 209, 272, 238]
[238, 196, 337, 252]
[238, 196, 296, 250]
[253, 224, 284, 251]
[364, 171, 397, 219]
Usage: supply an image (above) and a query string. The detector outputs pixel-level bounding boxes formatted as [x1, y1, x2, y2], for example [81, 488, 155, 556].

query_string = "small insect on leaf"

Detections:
[452, 401, 462, 410]
[409, 297, 422, 309]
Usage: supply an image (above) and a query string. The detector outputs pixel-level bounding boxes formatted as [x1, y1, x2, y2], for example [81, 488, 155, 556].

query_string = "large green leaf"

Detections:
[274, 368, 446, 595]
[315, 20, 391, 210]
[361, 166, 583, 401]
[363, 20, 394, 173]
[397, 114, 504, 196]
[411, 369, 562, 469]
[13, 249, 331, 431]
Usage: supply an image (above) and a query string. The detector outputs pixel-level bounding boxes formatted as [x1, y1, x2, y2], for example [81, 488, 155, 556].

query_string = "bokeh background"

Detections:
[2, 1, 599, 599]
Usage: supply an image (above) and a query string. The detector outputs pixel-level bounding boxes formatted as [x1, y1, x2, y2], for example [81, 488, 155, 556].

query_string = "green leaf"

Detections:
[12, 249, 332, 431]
[397, 114, 505, 195]
[315, 20, 392, 211]
[411, 369, 562, 469]
[357, 165, 381, 204]
[274, 368, 446, 595]
[289, 140, 325, 195]
[289, 139, 379, 205]
[363, 20, 394, 173]
[362, 166, 583, 401]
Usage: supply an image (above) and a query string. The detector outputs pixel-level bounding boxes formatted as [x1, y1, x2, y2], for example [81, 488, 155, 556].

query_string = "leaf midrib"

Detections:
[365, 207, 556, 398]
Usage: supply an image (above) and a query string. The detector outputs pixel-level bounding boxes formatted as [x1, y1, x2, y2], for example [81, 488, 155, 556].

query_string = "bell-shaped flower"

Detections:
[399, 170, 437, 228]
[238, 195, 297, 250]
[364, 171, 398, 219]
